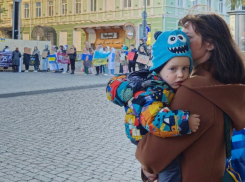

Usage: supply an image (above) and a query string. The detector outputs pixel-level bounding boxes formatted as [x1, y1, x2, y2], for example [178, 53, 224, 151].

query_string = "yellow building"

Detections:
[0, 0, 230, 51]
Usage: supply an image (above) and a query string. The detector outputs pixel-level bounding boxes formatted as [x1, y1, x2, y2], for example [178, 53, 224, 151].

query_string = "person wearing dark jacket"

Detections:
[137, 38, 148, 56]
[68, 45, 77, 74]
[11, 47, 21, 72]
[23, 51, 31, 72]
[128, 44, 137, 73]
[137, 46, 147, 70]
[32, 46, 40, 72]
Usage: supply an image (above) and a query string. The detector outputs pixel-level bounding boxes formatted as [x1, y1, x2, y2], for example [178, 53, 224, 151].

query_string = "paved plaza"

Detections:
[0, 72, 141, 182]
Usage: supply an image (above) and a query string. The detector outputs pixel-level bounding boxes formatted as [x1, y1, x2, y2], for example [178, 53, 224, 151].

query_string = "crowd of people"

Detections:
[1, 39, 153, 75]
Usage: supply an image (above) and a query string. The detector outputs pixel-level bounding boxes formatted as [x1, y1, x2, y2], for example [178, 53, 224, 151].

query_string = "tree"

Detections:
[227, 0, 245, 10]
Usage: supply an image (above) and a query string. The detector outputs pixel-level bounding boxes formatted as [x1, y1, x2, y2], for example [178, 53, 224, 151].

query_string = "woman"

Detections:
[23, 48, 30, 72]
[11, 47, 21, 72]
[94, 45, 101, 76]
[137, 46, 147, 70]
[135, 13, 245, 182]
[32, 46, 40, 72]
[42, 45, 50, 72]
[88, 48, 94, 74]
[68, 45, 77, 74]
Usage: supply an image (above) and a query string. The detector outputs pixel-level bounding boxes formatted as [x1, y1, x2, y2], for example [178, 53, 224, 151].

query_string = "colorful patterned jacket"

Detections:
[106, 69, 191, 144]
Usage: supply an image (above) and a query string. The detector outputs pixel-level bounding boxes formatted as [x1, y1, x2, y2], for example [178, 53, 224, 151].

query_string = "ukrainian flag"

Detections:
[93, 51, 110, 66]
[48, 54, 56, 63]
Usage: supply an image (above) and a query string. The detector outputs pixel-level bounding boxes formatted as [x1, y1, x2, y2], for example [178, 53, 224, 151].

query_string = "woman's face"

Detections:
[182, 21, 212, 66]
[34, 47, 37, 50]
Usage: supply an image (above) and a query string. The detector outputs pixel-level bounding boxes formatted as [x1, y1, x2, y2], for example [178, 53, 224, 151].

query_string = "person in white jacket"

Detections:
[108, 47, 116, 76]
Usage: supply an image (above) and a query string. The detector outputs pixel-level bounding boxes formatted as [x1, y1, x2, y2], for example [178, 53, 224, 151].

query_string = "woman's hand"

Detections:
[188, 114, 200, 132]
[141, 165, 158, 182]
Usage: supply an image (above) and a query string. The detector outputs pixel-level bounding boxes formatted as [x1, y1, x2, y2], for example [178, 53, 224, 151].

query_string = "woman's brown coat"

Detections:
[135, 63, 245, 182]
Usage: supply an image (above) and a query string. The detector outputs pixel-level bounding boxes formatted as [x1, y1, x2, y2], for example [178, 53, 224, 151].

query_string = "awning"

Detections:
[74, 22, 127, 29]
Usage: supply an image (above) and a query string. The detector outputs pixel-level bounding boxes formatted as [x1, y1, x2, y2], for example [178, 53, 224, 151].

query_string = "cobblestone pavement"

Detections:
[0, 72, 110, 95]
[0, 73, 142, 181]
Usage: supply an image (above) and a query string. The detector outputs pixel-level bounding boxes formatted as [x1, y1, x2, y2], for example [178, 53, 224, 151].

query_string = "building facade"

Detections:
[0, 0, 230, 51]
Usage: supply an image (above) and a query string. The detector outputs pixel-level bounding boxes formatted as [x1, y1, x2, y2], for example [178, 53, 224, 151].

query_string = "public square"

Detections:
[0, 72, 141, 182]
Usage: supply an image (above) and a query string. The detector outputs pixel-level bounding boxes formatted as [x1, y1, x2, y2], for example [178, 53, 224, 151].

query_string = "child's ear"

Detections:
[154, 31, 162, 40]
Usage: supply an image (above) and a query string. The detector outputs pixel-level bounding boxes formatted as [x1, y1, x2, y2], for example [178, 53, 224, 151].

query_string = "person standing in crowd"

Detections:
[147, 45, 153, 68]
[32, 46, 40, 73]
[64, 45, 70, 73]
[11, 47, 21, 72]
[128, 44, 137, 73]
[117, 44, 124, 73]
[42, 45, 50, 72]
[3, 46, 10, 72]
[103, 46, 110, 76]
[108, 47, 116, 76]
[121, 46, 129, 74]
[99, 45, 105, 74]
[137, 46, 147, 70]
[88, 48, 94, 74]
[68, 45, 77, 75]
[23, 48, 30, 73]
[58, 45, 65, 53]
[82, 47, 91, 75]
[137, 38, 148, 55]
[95, 45, 100, 76]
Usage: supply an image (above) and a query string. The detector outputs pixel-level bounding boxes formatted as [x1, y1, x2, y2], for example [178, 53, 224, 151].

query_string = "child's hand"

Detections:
[188, 114, 200, 132]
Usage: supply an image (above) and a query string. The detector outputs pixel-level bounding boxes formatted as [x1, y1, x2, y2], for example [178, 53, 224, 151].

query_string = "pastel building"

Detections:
[0, 0, 230, 51]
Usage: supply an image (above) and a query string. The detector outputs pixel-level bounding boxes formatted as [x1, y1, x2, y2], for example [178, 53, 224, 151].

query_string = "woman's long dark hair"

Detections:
[179, 13, 245, 84]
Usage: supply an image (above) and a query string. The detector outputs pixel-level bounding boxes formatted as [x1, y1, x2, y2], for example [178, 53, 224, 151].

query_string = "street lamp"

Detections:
[12, 0, 22, 39]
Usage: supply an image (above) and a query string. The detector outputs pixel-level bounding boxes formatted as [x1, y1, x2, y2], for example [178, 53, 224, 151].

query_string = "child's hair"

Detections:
[130, 44, 135, 47]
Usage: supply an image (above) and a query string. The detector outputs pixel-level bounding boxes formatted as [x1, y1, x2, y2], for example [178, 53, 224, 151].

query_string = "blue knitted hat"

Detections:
[150, 30, 193, 73]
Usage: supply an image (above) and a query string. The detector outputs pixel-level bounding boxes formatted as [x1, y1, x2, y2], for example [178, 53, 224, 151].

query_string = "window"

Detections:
[62, 0, 67, 15]
[90, 0, 96, 12]
[123, 0, 131, 8]
[177, 0, 183, 7]
[192, 0, 198, 6]
[206, 0, 211, 8]
[24, 4, 29, 18]
[219, 0, 223, 13]
[105, 0, 115, 11]
[76, 0, 81, 13]
[143, 0, 150, 6]
[48, 1, 54, 16]
[243, 5, 245, 10]
[36, 2, 41, 17]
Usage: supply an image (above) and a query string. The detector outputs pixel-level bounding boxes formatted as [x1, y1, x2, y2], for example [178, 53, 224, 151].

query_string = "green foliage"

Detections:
[228, 0, 245, 10]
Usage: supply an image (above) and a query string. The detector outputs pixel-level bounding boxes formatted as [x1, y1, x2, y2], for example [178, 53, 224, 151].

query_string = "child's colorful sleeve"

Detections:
[106, 75, 149, 106]
[128, 86, 191, 138]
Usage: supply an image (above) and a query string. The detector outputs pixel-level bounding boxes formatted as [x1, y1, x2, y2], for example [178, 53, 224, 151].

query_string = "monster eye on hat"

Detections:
[150, 30, 193, 73]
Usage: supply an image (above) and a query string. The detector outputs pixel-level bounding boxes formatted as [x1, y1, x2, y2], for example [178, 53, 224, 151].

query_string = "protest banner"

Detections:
[57, 52, 69, 64]
[136, 54, 149, 65]
[29, 55, 36, 66]
[93, 51, 110, 66]
[127, 52, 135, 61]
[0, 51, 12, 67]
[80, 54, 93, 61]
[41, 51, 48, 58]
[24, 47, 31, 54]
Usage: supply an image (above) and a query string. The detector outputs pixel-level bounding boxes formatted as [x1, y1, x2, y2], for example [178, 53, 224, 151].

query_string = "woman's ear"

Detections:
[205, 40, 214, 51]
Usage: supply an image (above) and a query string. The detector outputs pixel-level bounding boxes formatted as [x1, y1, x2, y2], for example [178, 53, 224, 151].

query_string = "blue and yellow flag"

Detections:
[93, 51, 110, 66]
[48, 54, 56, 63]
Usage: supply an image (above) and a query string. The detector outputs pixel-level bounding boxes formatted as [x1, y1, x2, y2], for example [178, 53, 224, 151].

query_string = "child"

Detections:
[121, 46, 128, 74]
[137, 46, 147, 70]
[106, 30, 200, 182]
[83, 55, 92, 75]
